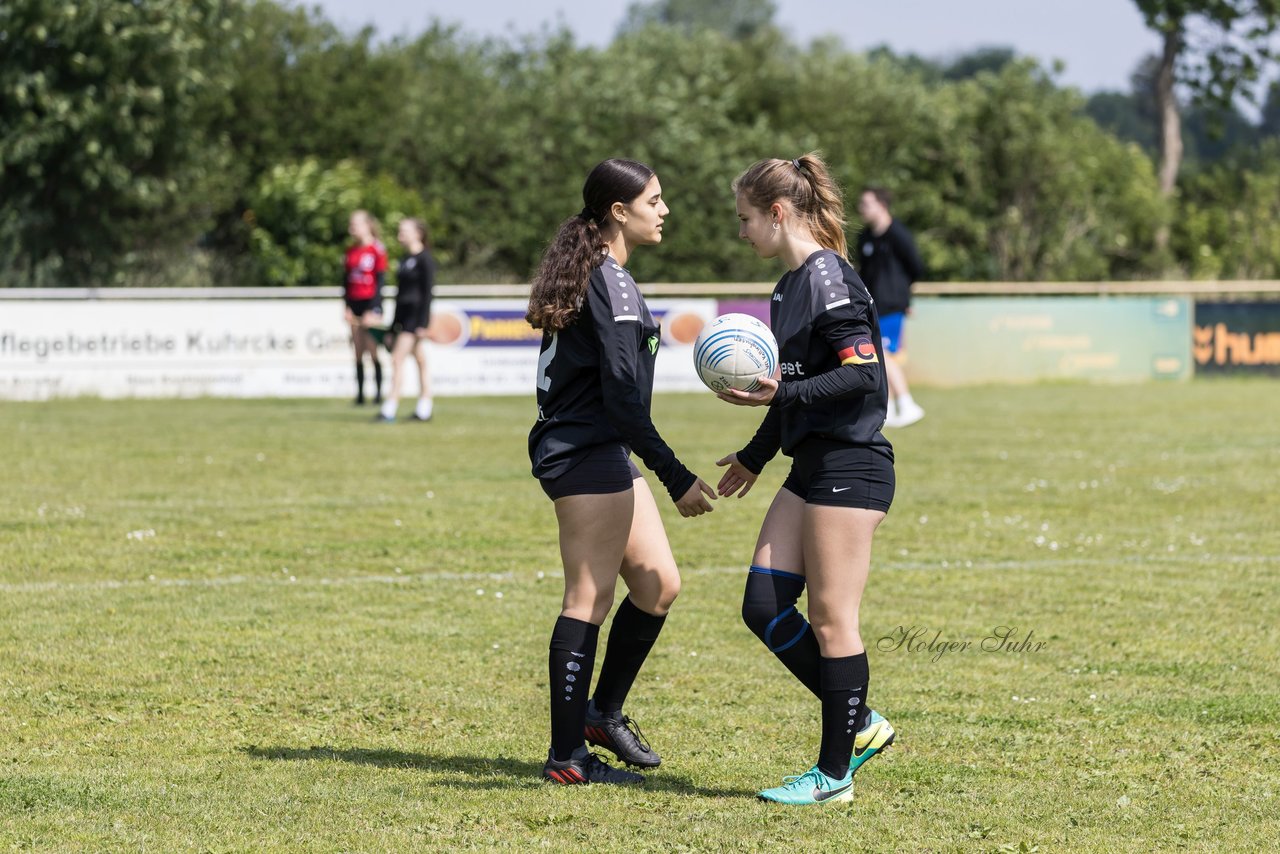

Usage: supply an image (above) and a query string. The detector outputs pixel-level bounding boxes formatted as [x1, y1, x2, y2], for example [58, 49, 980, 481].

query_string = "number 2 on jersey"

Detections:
[537, 332, 559, 391]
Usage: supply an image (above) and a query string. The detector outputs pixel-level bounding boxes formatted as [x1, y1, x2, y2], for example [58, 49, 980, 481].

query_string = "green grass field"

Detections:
[2, 383, 1278, 852]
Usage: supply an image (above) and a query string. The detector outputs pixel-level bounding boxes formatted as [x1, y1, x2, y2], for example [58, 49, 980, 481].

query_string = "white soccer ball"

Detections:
[693, 313, 779, 393]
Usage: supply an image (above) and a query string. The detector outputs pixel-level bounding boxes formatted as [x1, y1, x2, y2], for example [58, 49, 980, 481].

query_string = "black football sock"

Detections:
[592, 596, 667, 718]
[372, 361, 383, 402]
[817, 653, 869, 779]
[741, 567, 821, 697]
[354, 361, 365, 400]
[548, 615, 600, 761]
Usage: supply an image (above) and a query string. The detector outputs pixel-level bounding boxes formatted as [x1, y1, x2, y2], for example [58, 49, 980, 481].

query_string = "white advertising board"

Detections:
[0, 298, 718, 400]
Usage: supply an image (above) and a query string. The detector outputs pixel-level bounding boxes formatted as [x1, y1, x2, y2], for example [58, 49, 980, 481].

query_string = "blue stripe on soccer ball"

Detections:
[693, 313, 779, 393]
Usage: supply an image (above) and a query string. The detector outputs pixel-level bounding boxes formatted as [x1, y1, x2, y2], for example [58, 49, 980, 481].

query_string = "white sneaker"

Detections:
[895, 400, 925, 427]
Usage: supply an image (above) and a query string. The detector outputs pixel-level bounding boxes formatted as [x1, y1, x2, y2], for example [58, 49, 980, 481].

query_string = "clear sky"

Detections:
[309, 0, 1162, 95]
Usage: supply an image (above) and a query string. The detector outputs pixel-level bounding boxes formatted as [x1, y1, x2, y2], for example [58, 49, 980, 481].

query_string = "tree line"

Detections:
[3, 0, 1279, 287]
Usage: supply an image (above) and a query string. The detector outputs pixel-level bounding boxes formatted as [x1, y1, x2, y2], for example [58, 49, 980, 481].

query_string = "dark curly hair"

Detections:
[526, 159, 655, 332]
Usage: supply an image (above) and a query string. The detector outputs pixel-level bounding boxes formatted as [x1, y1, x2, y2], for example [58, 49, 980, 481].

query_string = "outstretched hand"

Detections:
[717, 377, 778, 407]
[675, 477, 717, 517]
[715, 453, 759, 498]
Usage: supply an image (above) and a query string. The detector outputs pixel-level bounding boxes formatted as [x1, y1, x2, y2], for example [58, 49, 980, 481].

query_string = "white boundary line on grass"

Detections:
[0, 553, 1273, 595]
[0, 571, 513, 594]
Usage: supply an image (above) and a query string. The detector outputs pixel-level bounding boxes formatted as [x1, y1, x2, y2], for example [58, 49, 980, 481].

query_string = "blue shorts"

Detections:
[879, 311, 904, 354]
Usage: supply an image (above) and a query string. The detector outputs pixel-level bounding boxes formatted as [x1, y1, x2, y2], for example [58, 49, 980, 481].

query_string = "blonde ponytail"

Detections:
[733, 151, 848, 257]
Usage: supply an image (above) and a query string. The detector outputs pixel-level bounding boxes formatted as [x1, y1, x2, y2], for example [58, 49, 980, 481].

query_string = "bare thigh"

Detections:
[413, 334, 430, 393]
[619, 475, 680, 616]
[884, 354, 907, 397]
[803, 504, 886, 657]
[751, 487, 807, 574]
[349, 322, 367, 357]
[390, 332, 416, 395]
[554, 488, 635, 625]
[392, 331, 417, 363]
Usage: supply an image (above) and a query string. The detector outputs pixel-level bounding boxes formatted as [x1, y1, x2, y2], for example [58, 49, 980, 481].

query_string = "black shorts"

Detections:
[392, 300, 430, 335]
[539, 443, 642, 500]
[781, 437, 895, 511]
[345, 297, 382, 317]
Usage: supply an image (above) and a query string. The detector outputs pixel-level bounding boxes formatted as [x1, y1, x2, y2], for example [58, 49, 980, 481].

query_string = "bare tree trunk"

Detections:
[1156, 27, 1183, 197]
[1153, 26, 1182, 252]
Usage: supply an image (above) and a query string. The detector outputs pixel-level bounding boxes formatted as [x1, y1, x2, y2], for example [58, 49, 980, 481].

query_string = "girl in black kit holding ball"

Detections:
[715, 152, 897, 806]
[527, 158, 716, 786]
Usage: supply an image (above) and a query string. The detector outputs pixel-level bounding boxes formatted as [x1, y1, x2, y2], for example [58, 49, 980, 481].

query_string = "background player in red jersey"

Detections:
[343, 210, 387, 406]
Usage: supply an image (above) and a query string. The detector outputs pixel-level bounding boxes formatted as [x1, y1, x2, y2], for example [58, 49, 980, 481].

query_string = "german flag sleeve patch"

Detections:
[838, 336, 879, 365]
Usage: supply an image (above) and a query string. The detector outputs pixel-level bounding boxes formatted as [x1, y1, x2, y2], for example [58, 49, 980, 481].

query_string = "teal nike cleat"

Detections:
[851, 709, 896, 776]
[757, 766, 854, 805]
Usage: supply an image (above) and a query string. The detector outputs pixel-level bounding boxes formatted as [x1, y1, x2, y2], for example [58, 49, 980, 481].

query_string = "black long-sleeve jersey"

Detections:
[396, 249, 436, 310]
[855, 220, 924, 315]
[529, 256, 696, 502]
[736, 249, 893, 475]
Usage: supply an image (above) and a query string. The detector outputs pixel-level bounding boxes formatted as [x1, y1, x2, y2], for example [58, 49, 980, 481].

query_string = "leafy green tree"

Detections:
[1258, 80, 1280, 134]
[245, 158, 439, 286]
[941, 46, 1019, 81]
[1086, 53, 1259, 164]
[1133, 0, 1280, 198]
[222, 2, 406, 179]
[593, 26, 798, 281]
[0, 0, 237, 284]
[1086, 56, 1164, 155]
[1087, 90, 1160, 153]
[928, 62, 1165, 281]
[9, 0, 1280, 286]
[365, 25, 548, 280]
[378, 25, 789, 282]
[377, 26, 1173, 284]
[202, 1, 411, 266]
[746, 47, 1164, 281]
[1173, 139, 1280, 277]
[618, 0, 777, 39]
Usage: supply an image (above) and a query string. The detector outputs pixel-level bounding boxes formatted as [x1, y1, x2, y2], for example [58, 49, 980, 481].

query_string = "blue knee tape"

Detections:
[749, 564, 805, 583]
[764, 605, 810, 653]
[744, 566, 811, 653]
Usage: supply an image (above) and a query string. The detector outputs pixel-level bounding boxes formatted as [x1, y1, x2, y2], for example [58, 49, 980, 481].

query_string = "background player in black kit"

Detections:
[527, 158, 716, 786]
[856, 186, 926, 427]
[715, 153, 897, 806]
[376, 217, 436, 423]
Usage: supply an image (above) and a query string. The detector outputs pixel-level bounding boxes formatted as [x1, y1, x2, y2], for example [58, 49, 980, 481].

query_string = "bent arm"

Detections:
[735, 405, 782, 475]
[590, 283, 695, 501]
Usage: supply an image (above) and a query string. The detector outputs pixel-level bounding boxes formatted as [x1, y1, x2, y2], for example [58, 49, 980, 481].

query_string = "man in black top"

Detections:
[855, 187, 926, 428]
